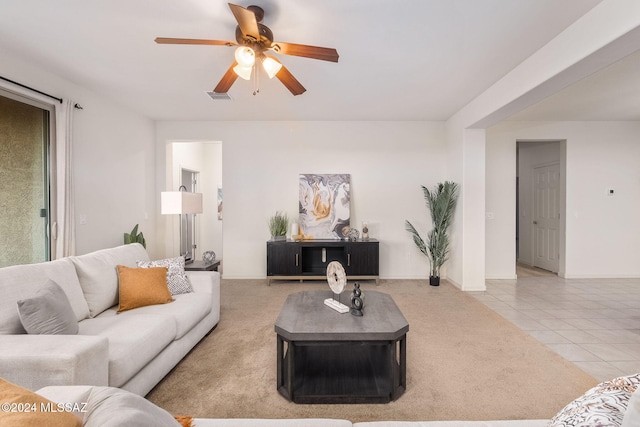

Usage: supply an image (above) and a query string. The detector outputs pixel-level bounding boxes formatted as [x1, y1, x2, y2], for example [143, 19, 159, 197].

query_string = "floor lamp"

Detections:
[161, 189, 203, 264]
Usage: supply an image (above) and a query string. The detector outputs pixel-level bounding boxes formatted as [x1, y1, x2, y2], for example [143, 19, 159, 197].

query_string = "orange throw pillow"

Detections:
[116, 265, 172, 313]
[0, 378, 81, 427]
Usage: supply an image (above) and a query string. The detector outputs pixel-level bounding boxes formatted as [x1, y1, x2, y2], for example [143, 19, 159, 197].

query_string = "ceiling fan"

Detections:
[155, 3, 339, 96]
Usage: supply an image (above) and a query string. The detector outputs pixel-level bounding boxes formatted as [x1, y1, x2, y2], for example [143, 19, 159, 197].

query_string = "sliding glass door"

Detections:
[0, 92, 52, 267]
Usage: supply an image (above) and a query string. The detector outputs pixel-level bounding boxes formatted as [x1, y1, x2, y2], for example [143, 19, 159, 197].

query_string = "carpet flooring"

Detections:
[147, 279, 598, 422]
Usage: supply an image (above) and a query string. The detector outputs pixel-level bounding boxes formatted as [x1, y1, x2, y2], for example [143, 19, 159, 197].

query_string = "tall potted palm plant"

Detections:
[405, 181, 459, 286]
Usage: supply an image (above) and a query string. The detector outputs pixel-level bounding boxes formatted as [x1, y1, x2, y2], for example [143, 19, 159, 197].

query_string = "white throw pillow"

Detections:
[137, 256, 193, 295]
[549, 373, 640, 427]
[83, 387, 180, 427]
[623, 387, 640, 427]
[17, 279, 78, 335]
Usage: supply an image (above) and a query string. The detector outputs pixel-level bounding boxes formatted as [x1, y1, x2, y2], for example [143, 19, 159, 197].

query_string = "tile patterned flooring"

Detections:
[470, 268, 640, 382]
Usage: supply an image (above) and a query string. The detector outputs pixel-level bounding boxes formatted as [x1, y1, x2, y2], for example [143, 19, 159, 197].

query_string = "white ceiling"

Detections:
[3, 0, 635, 123]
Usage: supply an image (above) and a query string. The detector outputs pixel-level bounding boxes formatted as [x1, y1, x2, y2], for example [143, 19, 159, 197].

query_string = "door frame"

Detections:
[516, 140, 567, 277]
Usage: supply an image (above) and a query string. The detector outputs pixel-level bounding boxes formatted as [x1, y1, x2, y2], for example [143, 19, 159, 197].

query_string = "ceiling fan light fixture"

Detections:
[233, 64, 253, 80]
[261, 56, 283, 79]
[234, 46, 255, 67]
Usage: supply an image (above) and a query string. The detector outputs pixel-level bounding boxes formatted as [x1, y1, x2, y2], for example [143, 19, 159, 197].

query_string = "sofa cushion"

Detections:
[623, 386, 640, 426]
[78, 314, 176, 388]
[71, 243, 150, 317]
[0, 378, 81, 427]
[83, 386, 180, 427]
[0, 258, 89, 334]
[549, 373, 640, 427]
[17, 280, 79, 335]
[98, 291, 211, 340]
[115, 265, 172, 313]
[137, 257, 194, 295]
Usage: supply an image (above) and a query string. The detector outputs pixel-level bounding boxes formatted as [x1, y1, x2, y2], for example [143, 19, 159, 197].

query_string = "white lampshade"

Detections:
[261, 56, 283, 79]
[233, 64, 253, 80]
[234, 46, 255, 67]
[161, 191, 203, 215]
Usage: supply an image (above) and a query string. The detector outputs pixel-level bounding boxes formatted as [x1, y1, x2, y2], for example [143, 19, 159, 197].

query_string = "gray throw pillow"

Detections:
[136, 256, 193, 295]
[83, 387, 180, 427]
[17, 279, 79, 335]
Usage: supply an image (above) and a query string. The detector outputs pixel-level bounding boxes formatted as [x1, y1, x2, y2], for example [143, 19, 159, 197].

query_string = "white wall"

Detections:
[155, 121, 447, 279]
[486, 121, 640, 279]
[1, 47, 158, 258]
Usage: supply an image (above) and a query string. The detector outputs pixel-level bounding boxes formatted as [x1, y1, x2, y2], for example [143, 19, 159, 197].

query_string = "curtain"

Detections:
[53, 99, 76, 258]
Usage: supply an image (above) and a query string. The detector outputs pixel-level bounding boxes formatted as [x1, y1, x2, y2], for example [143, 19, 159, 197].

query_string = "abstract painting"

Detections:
[299, 174, 350, 239]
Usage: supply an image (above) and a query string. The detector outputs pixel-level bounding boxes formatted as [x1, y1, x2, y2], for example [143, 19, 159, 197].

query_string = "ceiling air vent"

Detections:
[206, 91, 232, 101]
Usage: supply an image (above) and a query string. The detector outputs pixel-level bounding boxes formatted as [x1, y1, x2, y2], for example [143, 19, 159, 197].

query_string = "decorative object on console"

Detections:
[324, 261, 349, 313]
[268, 211, 289, 241]
[346, 227, 359, 241]
[362, 222, 369, 240]
[350, 282, 364, 316]
[405, 181, 459, 286]
[299, 174, 350, 239]
[161, 187, 204, 264]
[123, 224, 146, 248]
[203, 250, 216, 264]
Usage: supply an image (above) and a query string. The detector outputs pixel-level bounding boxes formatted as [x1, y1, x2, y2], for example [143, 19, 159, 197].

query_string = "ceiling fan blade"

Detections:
[155, 37, 235, 46]
[275, 65, 306, 96]
[228, 3, 259, 40]
[272, 42, 339, 63]
[214, 62, 239, 93]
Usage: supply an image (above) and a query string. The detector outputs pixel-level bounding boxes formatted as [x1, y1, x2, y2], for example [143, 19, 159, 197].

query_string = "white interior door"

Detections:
[533, 163, 560, 272]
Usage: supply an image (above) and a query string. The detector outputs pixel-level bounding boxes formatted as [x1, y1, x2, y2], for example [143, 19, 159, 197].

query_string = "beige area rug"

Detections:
[147, 279, 598, 422]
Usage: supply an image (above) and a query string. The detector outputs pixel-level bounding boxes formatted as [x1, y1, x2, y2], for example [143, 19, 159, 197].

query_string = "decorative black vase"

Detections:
[350, 282, 364, 316]
[429, 276, 440, 287]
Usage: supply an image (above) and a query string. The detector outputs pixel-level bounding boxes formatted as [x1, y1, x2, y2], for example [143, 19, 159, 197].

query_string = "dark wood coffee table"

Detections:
[274, 290, 409, 404]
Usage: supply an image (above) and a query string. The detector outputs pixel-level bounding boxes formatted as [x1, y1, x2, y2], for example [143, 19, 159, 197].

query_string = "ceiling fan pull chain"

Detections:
[253, 63, 259, 95]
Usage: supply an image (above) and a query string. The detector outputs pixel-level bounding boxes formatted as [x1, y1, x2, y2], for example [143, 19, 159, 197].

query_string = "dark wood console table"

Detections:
[266, 239, 379, 285]
[275, 290, 408, 404]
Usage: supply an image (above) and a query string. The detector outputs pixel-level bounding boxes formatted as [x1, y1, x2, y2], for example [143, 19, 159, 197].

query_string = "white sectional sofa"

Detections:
[29, 374, 640, 427]
[0, 243, 220, 396]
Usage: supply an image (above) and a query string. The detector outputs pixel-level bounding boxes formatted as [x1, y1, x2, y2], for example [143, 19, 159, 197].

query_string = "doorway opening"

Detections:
[180, 168, 199, 263]
[516, 140, 566, 277]
[166, 141, 223, 268]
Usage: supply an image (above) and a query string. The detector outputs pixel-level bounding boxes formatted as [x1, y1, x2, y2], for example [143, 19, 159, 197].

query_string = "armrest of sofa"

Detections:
[187, 270, 221, 326]
[36, 385, 95, 420]
[186, 270, 220, 294]
[0, 334, 109, 391]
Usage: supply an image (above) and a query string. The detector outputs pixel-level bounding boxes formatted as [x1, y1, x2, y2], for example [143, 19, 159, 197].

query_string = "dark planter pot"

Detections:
[429, 276, 440, 286]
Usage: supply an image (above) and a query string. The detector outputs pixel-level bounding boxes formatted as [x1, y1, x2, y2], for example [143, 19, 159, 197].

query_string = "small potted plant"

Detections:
[405, 181, 459, 286]
[268, 212, 289, 241]
[123, 224, 146, 248]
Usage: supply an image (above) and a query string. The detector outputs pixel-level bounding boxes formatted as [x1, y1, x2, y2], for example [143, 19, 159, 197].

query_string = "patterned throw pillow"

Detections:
[136, 256, 193, 295]
[549, 373, 640, 427]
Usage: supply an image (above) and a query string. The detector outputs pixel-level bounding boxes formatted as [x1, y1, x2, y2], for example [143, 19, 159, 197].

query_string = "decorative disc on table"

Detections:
[324, 261, 350, 313]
